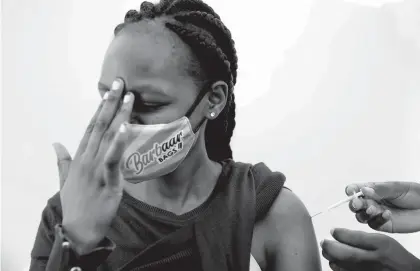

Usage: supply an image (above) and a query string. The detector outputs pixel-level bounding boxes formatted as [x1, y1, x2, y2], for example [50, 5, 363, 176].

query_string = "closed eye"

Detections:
[134, 101, 168, 113]
[142, 102, 162, 107]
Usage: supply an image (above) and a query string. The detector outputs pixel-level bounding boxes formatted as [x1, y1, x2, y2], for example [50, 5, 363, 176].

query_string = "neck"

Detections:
[124, 136, 222, 211]
[151, 144, 220, 200]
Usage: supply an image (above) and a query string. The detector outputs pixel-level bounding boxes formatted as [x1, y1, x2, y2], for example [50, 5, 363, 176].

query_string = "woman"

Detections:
[30, 1, 321, 270]
[321, 181, 420, 271]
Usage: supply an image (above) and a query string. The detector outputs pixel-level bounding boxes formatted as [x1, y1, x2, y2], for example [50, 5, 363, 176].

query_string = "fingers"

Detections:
[53, 142, 72, 189]
[330, 228, 380, 250]
[86, 78, 125, 157]
[103, 92, 134, 143]
[349, 197, 375, 212]
[347, 183, 395, 231]
[368, 211, 393, 232]
[345, 183, 372, 196]
[354, 205, 390, 226]
[346, 182, 409, 202]
[321, 238, 374, 263]
[355, 211, 370, 224]
[74, 100, 105, 159]
[350, 197, 385, 213]
[346, 182, 385, 202]
[349, 197, 386, 217]
[349, 197, 393, 231]
[104, 123, 129, 188]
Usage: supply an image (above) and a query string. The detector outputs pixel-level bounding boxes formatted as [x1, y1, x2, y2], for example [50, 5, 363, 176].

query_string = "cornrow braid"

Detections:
[114, 0, 238, 162]
[172, 11, 237, 84]
[165, 0, 220, 19]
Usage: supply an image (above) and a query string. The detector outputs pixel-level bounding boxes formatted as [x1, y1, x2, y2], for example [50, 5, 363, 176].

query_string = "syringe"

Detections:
[311, 191, 364, 218]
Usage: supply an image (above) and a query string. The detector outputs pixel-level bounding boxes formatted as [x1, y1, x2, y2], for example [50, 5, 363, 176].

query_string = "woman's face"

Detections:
[98, 20, 205, 126]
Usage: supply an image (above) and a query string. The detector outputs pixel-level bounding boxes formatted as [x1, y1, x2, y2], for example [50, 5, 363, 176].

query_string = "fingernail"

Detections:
[119, 123, 127, 133]
[123, 93, 131, 103]
[330, 228, 335, 235]
[112, 79, 122, 91]
[383, 210, 392, 219]
[352, 200, 358, 209]
[345, 186, 351, 195]
[103, 92, 109, 100]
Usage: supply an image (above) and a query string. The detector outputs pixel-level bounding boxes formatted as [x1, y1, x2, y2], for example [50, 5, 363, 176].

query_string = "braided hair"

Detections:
[114, 0, 238, 162]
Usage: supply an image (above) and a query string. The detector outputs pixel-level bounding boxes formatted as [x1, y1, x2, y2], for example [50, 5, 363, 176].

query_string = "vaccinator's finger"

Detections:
[368, 212, 393, 233]
[322, 249, 332, 261]
[321, 239, 373, 262]
[382, 209, 392, 220]
[330, 228, 381, 250]
[345, 183, 368, 196]
[355, 211, 370, 224]
[361, 186, 384, 202]
[103, 122, 129, 188]
[349, 198, 378, 212]
[362, 182, 410, 202]
[353, 204, 388, 228]
[365, 202, 387, 218]
[53, 142, 72, 189]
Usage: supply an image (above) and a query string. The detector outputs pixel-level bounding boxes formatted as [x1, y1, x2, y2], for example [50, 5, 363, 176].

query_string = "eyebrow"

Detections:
[97, 82, 172, 99]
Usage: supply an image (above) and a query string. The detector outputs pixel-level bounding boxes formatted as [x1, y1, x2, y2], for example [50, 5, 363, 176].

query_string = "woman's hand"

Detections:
[321, 228, 420, 271]
[52, 78, 134, 255]
[346, 182, 420, 233]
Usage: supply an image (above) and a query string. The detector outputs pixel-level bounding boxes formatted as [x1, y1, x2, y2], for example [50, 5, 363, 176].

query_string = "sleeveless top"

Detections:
[32, 159, 286, 271]
[108, 159, 286, 271]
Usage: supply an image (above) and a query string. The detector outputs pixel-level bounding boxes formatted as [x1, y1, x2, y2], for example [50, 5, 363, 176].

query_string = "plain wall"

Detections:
[2, 0, 420, 270]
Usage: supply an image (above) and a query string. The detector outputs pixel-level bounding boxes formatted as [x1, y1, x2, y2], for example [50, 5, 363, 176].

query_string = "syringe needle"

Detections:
[311, 211, 323, 218]
[311, 191, 364, 218]
[326, 197, 352, 211]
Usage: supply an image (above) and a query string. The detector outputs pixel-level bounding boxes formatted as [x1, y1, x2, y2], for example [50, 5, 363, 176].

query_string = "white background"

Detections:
[2, 0, 420, 270]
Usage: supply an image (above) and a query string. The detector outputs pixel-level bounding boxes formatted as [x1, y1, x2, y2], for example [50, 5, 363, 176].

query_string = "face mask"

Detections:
[119, 84, 210, 183]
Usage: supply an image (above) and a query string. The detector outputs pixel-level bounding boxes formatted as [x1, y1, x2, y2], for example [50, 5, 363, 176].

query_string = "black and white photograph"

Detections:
[2, 0, 420, 270]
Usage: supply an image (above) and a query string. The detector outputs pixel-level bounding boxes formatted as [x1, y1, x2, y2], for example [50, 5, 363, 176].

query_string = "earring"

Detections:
[210, 112, 216, 118]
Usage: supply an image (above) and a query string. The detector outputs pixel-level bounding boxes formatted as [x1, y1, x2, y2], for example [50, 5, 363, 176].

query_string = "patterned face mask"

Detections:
[120, 84, 211, 183]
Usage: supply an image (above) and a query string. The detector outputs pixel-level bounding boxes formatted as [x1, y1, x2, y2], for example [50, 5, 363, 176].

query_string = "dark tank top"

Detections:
[32, 159, 286, 271]
[104, 159, 286, 271]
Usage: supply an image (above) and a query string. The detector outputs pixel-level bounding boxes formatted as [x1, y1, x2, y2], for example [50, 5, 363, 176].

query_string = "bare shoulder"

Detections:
[266, 188, 309, 223]
[259, 188, 321, 270]
[273, 187, 306, 211]
[262, 188, 311, 246]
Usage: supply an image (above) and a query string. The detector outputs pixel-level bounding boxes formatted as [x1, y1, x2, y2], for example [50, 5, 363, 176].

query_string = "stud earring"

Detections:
[210, 112, 216, 118]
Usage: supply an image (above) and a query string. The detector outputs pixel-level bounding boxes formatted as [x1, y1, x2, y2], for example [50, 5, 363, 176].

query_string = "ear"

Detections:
[206, 80, 229, 119]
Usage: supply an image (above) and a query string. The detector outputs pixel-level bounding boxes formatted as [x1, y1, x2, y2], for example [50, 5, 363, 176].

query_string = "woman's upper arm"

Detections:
[263, 188, 322, 271]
